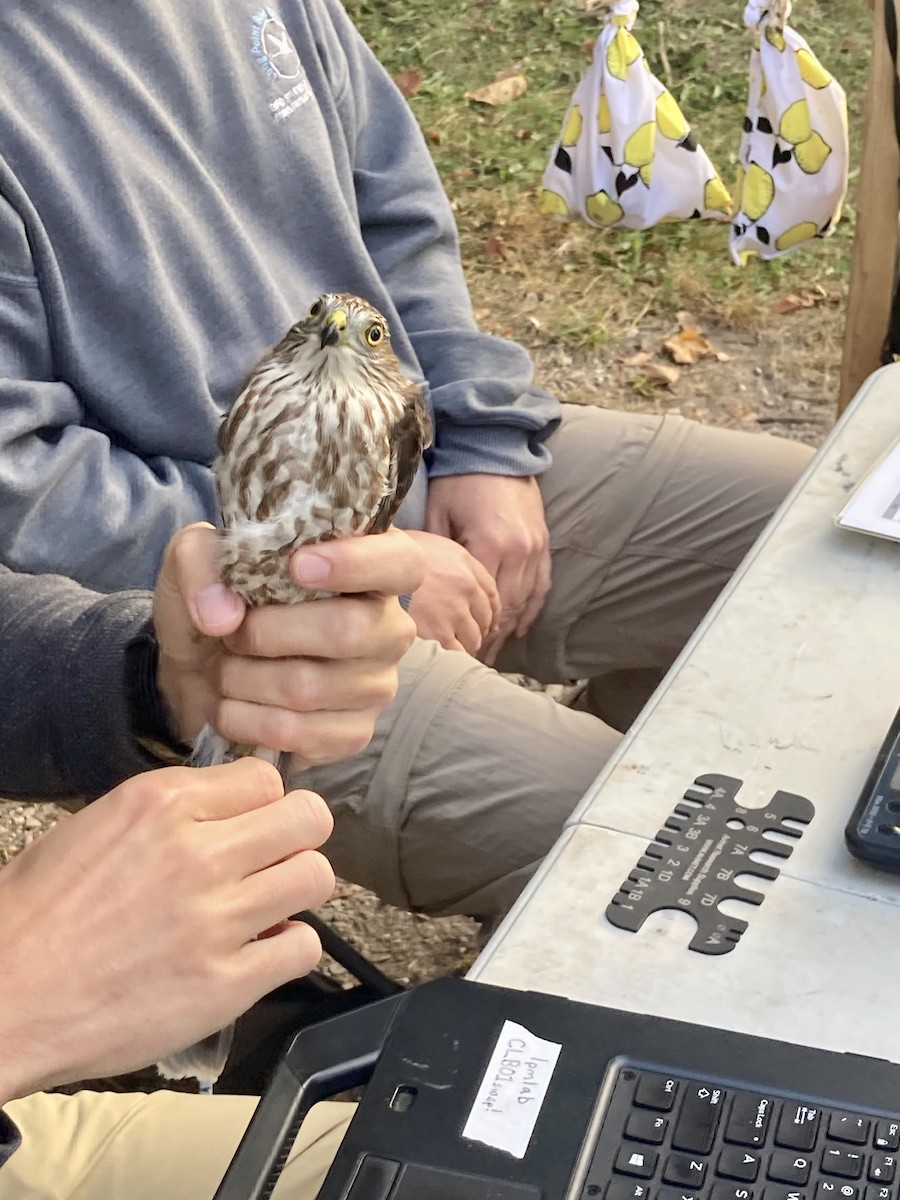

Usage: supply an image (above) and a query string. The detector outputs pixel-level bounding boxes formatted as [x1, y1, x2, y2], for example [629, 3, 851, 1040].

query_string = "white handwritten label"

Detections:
[461, 1020, 562, 1159]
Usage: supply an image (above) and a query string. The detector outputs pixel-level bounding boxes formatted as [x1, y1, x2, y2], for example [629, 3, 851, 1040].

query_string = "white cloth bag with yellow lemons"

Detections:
[540, 0, 732, 229]
[730, 1, 848, 263]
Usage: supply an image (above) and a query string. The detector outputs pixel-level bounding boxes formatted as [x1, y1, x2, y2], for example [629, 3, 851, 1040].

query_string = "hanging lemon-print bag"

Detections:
[540, 0, 732, 229]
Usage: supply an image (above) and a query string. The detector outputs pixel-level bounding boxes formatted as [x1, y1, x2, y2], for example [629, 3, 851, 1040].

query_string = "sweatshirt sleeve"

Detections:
[0, 193, 216, 591]
[0, 562, 159, 800]
[323, 0, 561, 479]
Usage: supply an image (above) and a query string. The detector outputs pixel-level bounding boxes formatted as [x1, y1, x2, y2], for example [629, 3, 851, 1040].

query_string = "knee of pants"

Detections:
[509, 408, 815, 684]
[290, 639, 620, 919]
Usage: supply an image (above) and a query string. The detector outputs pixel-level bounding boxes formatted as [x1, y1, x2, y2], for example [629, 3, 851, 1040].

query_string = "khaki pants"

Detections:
[0, 1092, 353, 1200]
[292, 404, 813, 919]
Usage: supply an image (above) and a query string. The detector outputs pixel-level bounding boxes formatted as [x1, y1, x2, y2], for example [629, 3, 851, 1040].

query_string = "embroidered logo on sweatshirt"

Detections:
[251, 8, 312, 121]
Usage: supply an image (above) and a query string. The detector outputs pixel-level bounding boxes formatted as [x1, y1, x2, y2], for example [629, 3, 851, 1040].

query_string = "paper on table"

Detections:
[836, 438, 900, 543]
[461, 1019, 562, 1159]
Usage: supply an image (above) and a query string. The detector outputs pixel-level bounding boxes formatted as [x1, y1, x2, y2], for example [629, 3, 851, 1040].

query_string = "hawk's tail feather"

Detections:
[156, 1024, 235, 1085]
[189, 723, 287, 772]
[189, 722, 231, 768]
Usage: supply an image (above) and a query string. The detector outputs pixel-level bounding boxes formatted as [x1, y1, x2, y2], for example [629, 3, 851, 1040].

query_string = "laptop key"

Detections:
[776, 1105, 821, 1152]
[727, 1096, 775, 1148]
[875, 1124, 900, 1153]
[822, 1149, 865, 1180]
[673, 1085, 726, 1154]
[712, 1186, 754, 1200]
[657, 1189, 702, 1200]
[625, 1112, 668, 1145]
[761, 1186, 807, 1200]
[718, 1148, 762, 1182]
[864, 1188, 894, 1200]
[818, 1184, 859, 1200]
[635, 1076, 680, 1112]
[768, 1152, 812, 1185]
[869, 1158, 897, 1184]
[615, 1148, 658, 1179]
[864, 1187, 894, 1200]
[829, 1115, 871, 1146]
[604, 1179, 653, 1200]
[663, 1155, 707, 1188]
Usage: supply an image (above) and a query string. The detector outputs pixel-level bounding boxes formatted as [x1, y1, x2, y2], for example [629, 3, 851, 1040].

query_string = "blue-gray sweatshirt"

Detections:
[0, 0, 560, 591]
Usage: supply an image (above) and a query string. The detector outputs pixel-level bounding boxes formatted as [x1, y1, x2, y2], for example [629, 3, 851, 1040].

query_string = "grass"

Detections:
[345, 0, 872, 350]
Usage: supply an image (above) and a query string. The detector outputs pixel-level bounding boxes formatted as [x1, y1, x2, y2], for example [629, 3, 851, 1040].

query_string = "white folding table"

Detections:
[473, 365, 900, 1062]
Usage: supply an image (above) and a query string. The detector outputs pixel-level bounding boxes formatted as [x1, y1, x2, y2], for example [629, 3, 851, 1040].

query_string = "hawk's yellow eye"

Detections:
[308, 300, 323, 319]
[364, 322, 385, 347]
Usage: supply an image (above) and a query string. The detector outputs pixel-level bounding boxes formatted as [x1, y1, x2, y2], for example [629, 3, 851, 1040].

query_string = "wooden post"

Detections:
[838, 0, 900, 413]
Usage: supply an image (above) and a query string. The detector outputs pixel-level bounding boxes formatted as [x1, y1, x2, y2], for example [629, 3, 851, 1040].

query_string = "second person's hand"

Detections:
[152, 525, 424, 767]
[405, 529, 501, 655]
[425, 474, 551, 665]
[0, 759, 334, 1102]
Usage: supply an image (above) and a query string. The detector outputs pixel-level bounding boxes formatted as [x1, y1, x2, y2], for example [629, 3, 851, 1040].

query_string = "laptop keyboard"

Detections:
[580, 1069, 900, 1200]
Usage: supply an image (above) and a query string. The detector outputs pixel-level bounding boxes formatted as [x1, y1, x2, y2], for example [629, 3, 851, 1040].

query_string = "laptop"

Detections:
[214, 975, 900, 1200]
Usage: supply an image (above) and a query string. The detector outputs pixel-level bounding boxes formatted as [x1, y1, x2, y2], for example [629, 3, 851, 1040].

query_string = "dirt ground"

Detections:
[0, 293, 840, 1001]
[533, 307, 841, 442]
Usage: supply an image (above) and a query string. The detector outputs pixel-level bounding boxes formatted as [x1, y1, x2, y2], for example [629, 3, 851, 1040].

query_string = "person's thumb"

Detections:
[154, 525, 245, 660]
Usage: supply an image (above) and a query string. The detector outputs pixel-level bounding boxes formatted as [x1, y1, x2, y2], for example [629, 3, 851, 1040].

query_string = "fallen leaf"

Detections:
[394, 69, 423, 99]
[774, 290, 826, 314]
[730, 404, 759, 424]
[465, 70, 527, 106]
[515, 128, 535, 141]
[473, 307, 491, 323]
[424, 128, 442, 145]
[636, 362, 680, 388]
[664, 326, 715, 365]
[483, 236, 506, 263]
[621, 349, 654, 368]
[582, 37, 597, 59]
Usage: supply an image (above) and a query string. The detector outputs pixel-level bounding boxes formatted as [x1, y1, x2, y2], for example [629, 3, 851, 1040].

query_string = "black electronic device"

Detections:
[845, 705, 900, 871]
[214, 977, 900, 1200]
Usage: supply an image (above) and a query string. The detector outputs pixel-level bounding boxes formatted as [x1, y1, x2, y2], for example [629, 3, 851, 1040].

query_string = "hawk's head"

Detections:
[287, 292, 392, 363]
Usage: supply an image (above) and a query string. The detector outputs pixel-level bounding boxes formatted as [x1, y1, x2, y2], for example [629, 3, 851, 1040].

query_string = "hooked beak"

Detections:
[320, 309, 347, 349]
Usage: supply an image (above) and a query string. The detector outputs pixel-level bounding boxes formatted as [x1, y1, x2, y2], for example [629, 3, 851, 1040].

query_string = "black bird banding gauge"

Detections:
[606, 773, 814, 954]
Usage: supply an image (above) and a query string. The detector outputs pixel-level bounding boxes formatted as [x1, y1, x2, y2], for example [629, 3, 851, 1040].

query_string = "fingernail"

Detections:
[294, 552, 331, 584]
[193, 583, 243, 629]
